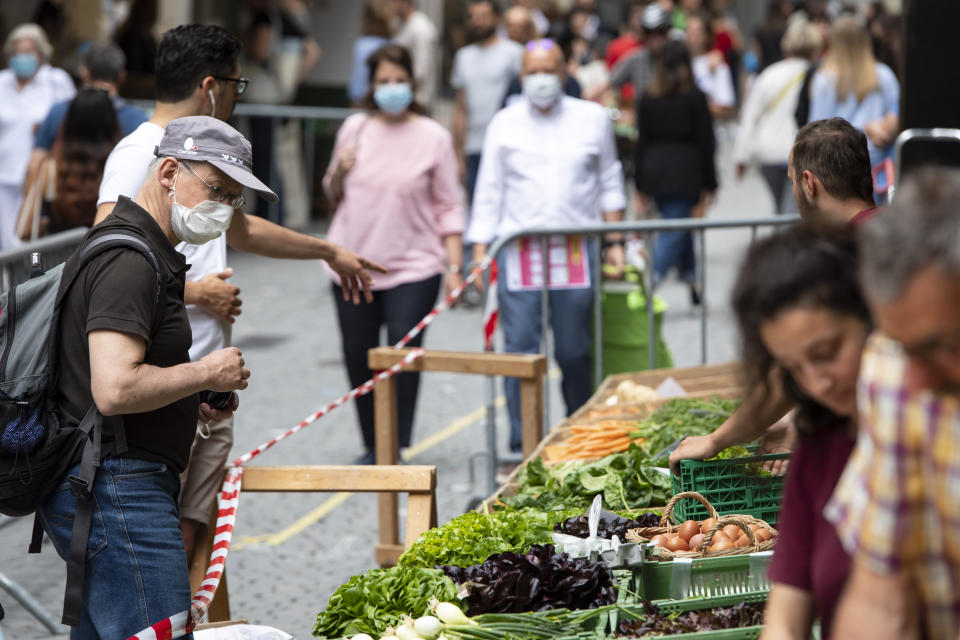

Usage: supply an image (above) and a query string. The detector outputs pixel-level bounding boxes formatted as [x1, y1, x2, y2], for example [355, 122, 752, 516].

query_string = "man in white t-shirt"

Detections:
[391, 0, 439, 109]
[95, 24, 386, 569]
[452, 0, 524, 203]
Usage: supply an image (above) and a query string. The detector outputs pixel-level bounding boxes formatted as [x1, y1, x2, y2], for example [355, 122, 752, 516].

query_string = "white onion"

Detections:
[413, 616, 442, 639]
[433, 602, 471, 626]
[350, 634, 374, 640]
[396, 622, 422, 640]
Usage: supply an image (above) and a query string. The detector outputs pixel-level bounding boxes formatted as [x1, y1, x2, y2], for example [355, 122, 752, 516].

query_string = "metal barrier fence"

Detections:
[468, 215, 799, 497]
[0, 227, 87, 290]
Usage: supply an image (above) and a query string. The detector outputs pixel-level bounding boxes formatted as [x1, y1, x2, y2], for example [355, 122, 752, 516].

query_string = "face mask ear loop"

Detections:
[208, 89, 216, 118]
[169, 163, 181, 199]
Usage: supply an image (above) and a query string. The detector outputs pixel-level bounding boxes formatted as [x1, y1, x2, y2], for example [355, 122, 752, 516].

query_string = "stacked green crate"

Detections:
[671, 452, 789, 526]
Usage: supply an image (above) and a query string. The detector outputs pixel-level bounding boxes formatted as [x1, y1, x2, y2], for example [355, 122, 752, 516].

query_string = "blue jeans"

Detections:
[38, 457, 193, 640]
[653, 197, 697, 286]
[497, 248, 595, 452]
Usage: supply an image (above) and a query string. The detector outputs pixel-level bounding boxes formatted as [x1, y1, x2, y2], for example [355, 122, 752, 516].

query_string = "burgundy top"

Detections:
[767, 426, 856, 639]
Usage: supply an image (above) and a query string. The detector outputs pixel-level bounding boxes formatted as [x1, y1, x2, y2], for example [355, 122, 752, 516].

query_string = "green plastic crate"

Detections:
[614, 591, 768, 639]
[629, 553, 774, 602]
[671, 452, 789, 526]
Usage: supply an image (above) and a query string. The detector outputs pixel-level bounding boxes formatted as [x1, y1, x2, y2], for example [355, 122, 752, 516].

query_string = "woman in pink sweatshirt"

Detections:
[323, 44, 464, 465]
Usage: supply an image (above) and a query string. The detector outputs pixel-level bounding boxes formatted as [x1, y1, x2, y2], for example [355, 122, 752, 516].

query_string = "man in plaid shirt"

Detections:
[827, 167, 960, 640]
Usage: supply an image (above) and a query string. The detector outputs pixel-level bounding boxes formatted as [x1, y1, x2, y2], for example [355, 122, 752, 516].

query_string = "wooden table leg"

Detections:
[375, 375, 399, 565]
[520, 376, 544, 460]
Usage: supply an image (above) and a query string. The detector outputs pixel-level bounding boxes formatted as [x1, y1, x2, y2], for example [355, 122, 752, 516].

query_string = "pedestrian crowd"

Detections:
[8, 2, 960, 640]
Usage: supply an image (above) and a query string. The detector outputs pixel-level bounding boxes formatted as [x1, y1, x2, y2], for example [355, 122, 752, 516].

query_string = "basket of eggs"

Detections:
[625, 491, 777, 559]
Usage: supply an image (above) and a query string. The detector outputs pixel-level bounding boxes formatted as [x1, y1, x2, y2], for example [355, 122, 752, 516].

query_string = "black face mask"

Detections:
[471, 25, 497, 41]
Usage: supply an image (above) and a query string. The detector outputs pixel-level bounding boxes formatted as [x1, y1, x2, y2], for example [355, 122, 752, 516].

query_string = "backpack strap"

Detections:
[60, 232, 168, 339]
[61, 404, 102, 625]
[29, 512, 44, 553]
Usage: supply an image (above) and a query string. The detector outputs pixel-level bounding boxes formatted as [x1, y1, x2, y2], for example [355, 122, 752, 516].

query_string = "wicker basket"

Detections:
[627, 491, 720, 538]
[625, 492, 778, 559]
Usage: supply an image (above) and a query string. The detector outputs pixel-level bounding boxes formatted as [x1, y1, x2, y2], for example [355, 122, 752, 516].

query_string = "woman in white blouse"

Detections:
[0, 23, 75, 248]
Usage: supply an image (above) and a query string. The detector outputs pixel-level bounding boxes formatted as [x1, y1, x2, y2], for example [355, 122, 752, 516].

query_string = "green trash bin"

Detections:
[593, 271, 673, 380]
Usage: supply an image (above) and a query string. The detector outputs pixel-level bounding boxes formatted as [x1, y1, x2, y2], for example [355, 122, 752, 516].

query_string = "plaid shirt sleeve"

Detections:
[825, 334, 925, 573]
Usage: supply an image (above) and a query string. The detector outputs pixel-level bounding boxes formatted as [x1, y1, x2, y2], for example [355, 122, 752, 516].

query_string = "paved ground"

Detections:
[0, 135, 782, 639]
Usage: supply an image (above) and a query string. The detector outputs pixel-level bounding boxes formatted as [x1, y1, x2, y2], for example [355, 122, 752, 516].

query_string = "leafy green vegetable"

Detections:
[503, 398, 740, 512]
[633, 397, 740, 466]
[312, 566, 460, 638]
[398, 508, 583, 569]
[710, 445, 752, 461]
[503, 445, 671, 511]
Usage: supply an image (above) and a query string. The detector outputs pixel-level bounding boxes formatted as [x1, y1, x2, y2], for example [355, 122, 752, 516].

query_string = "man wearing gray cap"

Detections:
[93, 24, 386, 571]
[38, 117, 268, 639]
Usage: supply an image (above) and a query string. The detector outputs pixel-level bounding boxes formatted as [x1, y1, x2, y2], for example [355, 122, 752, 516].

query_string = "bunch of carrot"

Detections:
[543, 421, 644, 462]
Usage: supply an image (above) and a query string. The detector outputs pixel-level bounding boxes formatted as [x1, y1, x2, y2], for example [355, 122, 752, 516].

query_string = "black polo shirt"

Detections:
[57, 196, 198, 473]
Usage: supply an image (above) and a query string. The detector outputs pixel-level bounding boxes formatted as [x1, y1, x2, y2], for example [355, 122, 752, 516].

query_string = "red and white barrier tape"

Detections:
[126, 257, 492, 639]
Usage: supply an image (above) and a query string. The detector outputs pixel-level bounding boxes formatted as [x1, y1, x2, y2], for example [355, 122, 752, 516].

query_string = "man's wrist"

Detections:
[446, 263, 462, 274]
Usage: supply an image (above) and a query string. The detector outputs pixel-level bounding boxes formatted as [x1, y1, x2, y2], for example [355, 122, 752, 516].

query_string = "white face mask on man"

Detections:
[169, 165, 235, 245]
[522, 73, 562, 109]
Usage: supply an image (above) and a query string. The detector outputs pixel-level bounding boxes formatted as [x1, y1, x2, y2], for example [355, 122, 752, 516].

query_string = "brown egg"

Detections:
[700, 518, 717, 535]
[650, 534, 669, 548]
[722, 524, 743, 541]
[688, 533, 706, 551]
[665, 535, 689, 552]
[755, 529, 772, 543]
[711, 530, 731, 543]
[735, 534, 750, 547]
[710, 537, 734, 551]
[678, 520, 700, 542]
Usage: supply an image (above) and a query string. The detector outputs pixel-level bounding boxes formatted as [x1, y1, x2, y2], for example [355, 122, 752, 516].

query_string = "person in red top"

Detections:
[605, 0, 645, 69]
[731, 224, 871, 639]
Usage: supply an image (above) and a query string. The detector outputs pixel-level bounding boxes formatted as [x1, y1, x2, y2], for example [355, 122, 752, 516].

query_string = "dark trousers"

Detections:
[332, 274, 441, 452]
[464, 152, 482, 260]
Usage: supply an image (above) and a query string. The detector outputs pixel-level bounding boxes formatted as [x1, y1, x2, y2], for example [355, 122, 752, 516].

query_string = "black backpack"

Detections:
[0, 230, 166, 625]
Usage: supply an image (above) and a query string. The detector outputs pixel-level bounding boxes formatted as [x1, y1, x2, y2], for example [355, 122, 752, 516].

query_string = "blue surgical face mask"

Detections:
[374, 83, 413, 115]
[9, 52, 38, 79]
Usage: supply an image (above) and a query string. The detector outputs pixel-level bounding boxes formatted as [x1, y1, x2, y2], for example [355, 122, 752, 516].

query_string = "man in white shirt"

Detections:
[391, 0, 439, 109]
[94, 24, 385, 569]
[467, 39, 626, 453]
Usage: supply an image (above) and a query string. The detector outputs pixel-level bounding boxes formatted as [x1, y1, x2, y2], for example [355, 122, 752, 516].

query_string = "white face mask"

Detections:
[169, 167, 234, 244]
[522, 73, 562, 109]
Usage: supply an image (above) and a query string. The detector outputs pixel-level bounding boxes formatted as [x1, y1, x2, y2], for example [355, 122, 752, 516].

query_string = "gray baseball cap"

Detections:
[155, 116, 278, 203]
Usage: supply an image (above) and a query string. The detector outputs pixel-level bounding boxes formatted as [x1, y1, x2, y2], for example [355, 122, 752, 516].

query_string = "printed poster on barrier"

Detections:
[505, 235, 590, 291]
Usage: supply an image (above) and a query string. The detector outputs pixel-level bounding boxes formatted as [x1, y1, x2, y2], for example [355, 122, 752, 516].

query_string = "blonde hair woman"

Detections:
[808, 16, 898, 169]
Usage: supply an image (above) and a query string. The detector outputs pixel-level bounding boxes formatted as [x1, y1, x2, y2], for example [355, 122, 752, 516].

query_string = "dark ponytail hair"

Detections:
[362, 44, 425, 114]
[52, 89, 121, 230]
[732, 224, 871, 436]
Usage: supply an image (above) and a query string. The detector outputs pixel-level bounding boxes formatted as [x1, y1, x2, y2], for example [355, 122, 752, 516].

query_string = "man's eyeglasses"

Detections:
[213, 75, 249, 96]
[182, 161, 246, 210]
